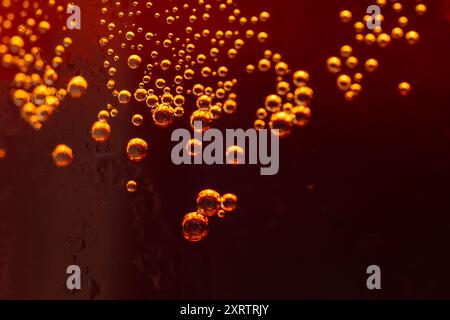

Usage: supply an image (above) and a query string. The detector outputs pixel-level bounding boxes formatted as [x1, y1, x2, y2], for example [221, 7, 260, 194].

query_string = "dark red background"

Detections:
[0, 0, 450, 299]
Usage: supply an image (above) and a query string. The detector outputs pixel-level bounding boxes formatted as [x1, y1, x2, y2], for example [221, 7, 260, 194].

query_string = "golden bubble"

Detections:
[275, 62, 288, 76]
[350, 83, 362, 97]
[339, 10, 352, 23]
[196, 189, 221, 217]
[118, 90, 132, 104]
[254, 119, 266, 130]
[63, 37, 73, 48]
[256, 108, 268, 120]
[365, 58, 379, 73]
[377, 33, 391, 48]
[196, 95, 212, 110]
[155, 78, 167, 89]
[182, 211, 209, 242]
[134, 88, 147, 102]
[126, 180, 138, 193]
[326, 57, 342, 73]
[294, 86, 313, 105]
[98, 110, 110, 122]
[110, 108, 119, 117]
[265, 94, 282, 113]
[346, 56, 358, 69]
[354, 21, 365, 33]
[126, 138, 149, 162]
[52, 144, 73, 168]
[392, 2, 402, 13]
[132, 114, 144, 126]
[173, 94, 185, 107]
[153, 104, 174, 128]
[353, 73, 364, 83]
[161, 59, 172, 71]
[364, 33, 376, 45]
[220, 193, 238, 212]
[260, 11, 270, 22]
[258, 58, 271, 72]
[269, 111, 293, 138]
[340, 45, 353, 58]
[67, 76, 88, 98]
[209, 105, 222, 120]
[127, 54, 142, 69]
[336, 74, 352, 91]
[125, 31, 135, 41]
[21, 102, 35, 121]
[91, 121, 111, 142]
[293, 70, 310, 87]
[12, 89, 30, 107]
[45, 96, 60, 109]
[391, 27, 404, 40]
[398, 16, 408, 28]
[146, 94, 159, 108]
[415, 4, 427, 16]
[9, 35, 24, 53]
[405, 31, 419, 45]
[190, 110, 211, 132]
[55, 45, 65, 56]
[43, 68, 58, 86]
[161, 93, 174, 105]
[37, 20, 51, 34]
[292, 105, 312, 127]
[223, 99, 237, 114]
[344, 91, 355, 102]
[276, 81, 291, 96]
[398, 82, 411, 96]
[35, 105, 54, 122]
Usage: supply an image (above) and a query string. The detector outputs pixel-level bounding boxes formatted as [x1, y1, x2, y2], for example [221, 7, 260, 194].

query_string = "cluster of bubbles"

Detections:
[253, 62, 313, 139]
[0, 0, 88, 131]
[0, 0, 436, 246]
[94, 0, 316, 241]
[182, 189, 238, 242]
[98, 0, 272, 131]
[96, 0, 314, 190]
[327, 1, 427, 101]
